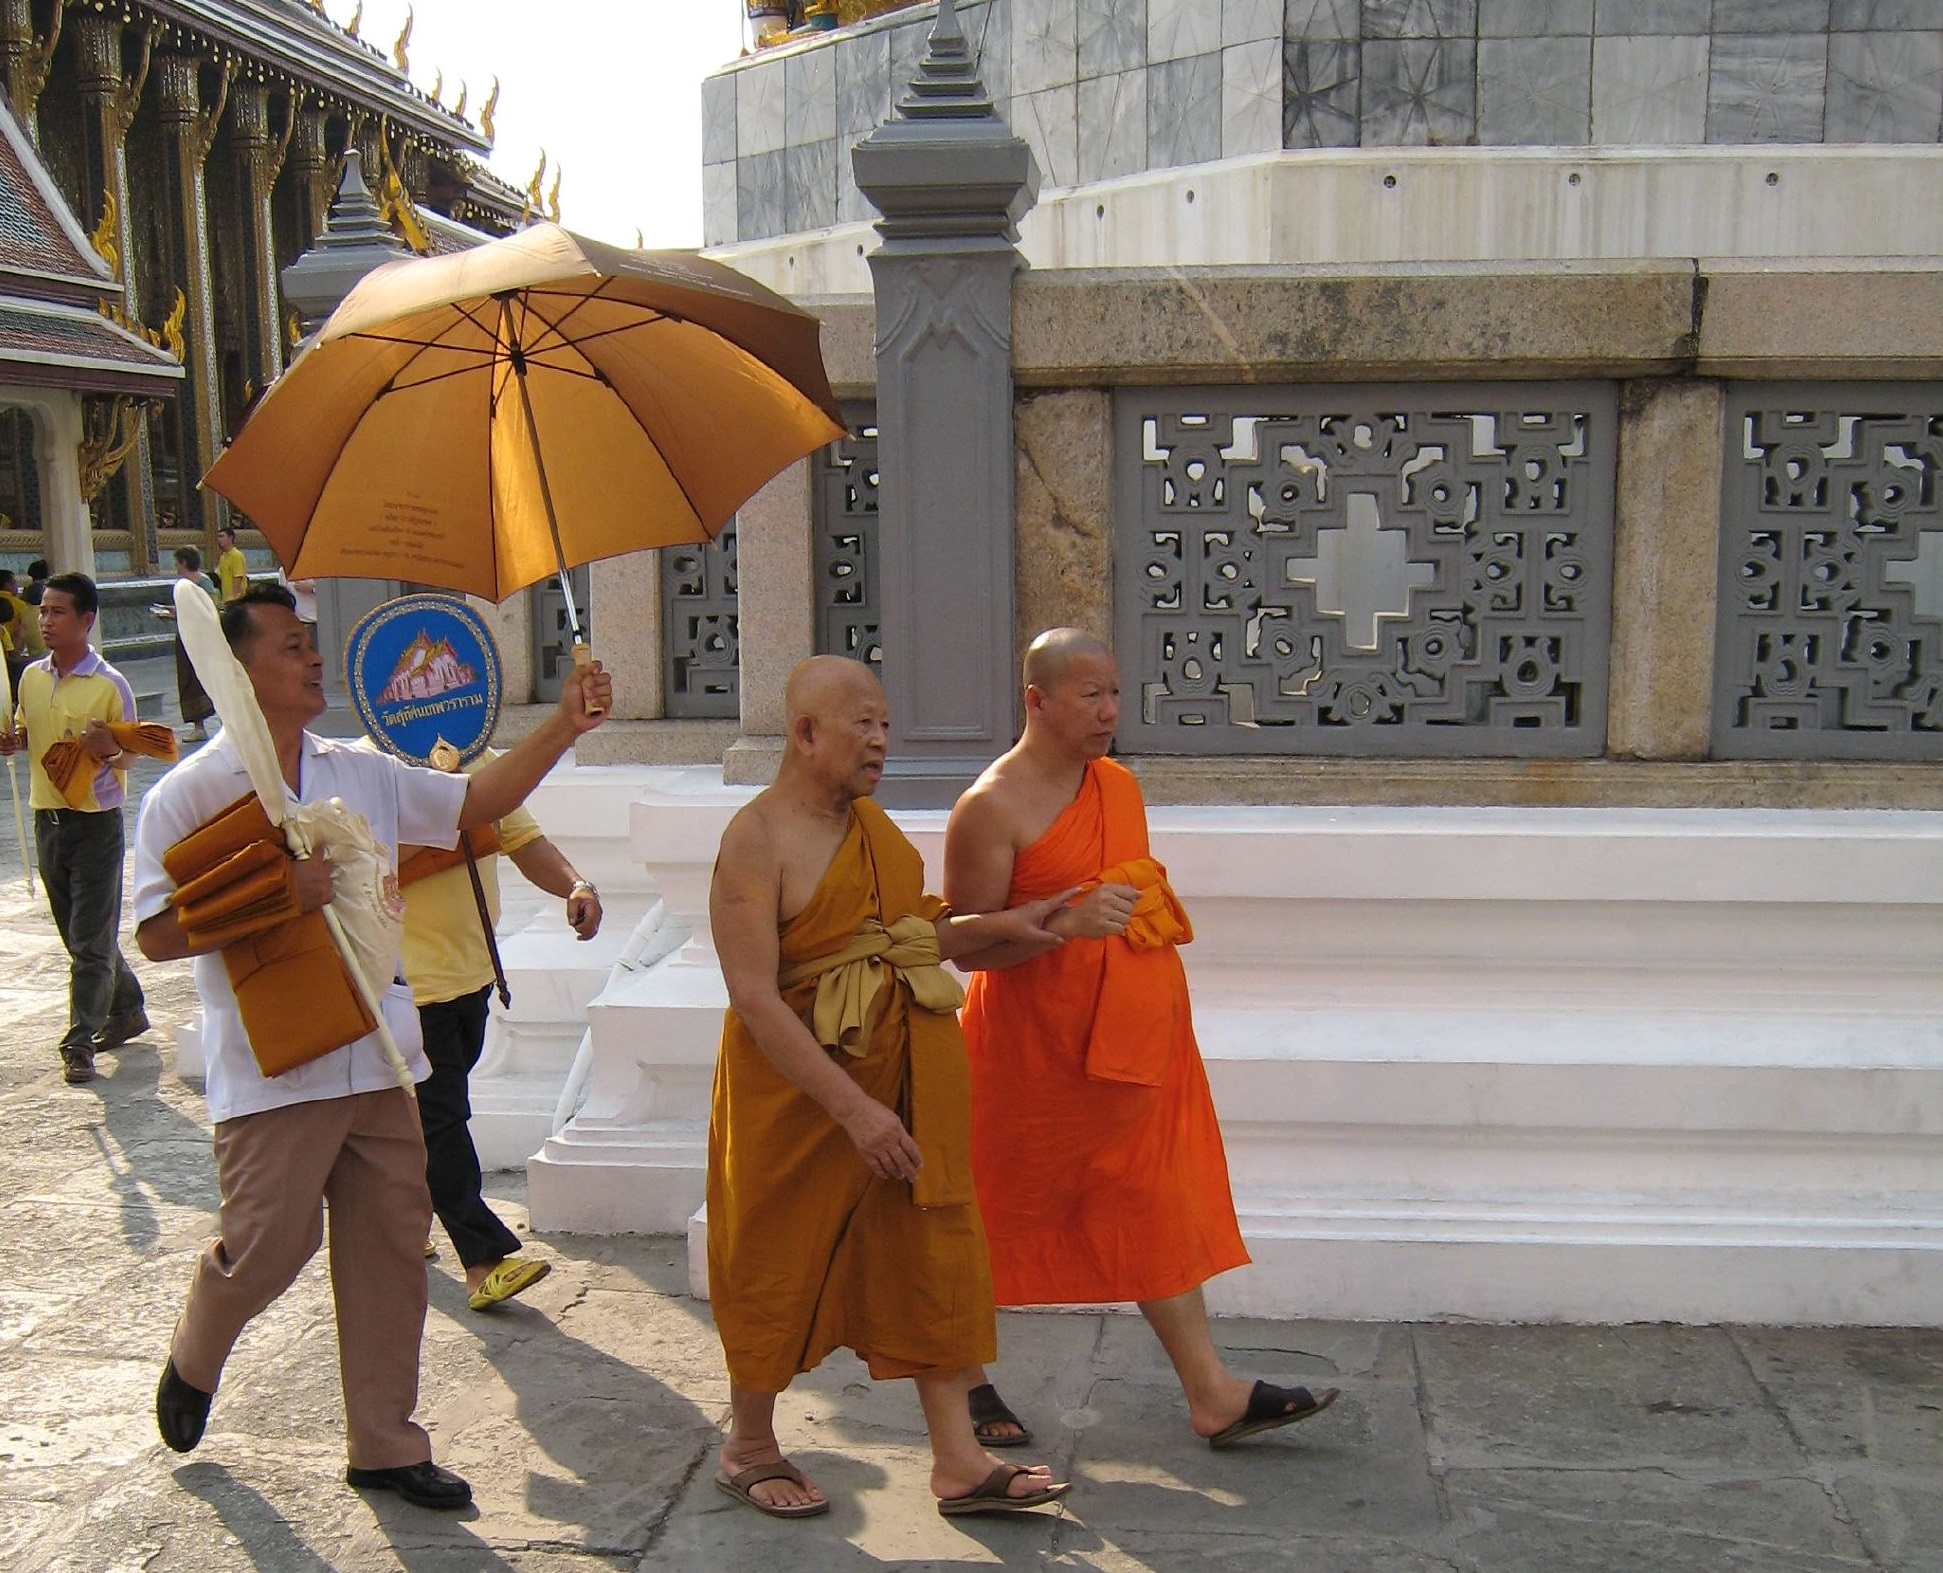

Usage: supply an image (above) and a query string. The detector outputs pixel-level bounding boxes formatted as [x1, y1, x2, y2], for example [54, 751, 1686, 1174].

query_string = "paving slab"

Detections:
[5, 841, 1943, 1572]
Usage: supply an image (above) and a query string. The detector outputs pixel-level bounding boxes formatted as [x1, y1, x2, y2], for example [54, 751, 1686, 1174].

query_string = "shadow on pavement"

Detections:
[90, 1041, 219, 1253]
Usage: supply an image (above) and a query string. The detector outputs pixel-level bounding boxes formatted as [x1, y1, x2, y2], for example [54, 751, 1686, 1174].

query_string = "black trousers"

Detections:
[36, 807, 144, 1055]
[417, 985, 522, 1269]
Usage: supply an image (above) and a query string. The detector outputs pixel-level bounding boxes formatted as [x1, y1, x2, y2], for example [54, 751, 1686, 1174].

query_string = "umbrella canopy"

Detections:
[203, 223, 845, 604]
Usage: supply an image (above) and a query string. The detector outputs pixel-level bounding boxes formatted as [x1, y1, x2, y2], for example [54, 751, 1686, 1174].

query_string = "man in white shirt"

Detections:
[132, 583, 611, 1510]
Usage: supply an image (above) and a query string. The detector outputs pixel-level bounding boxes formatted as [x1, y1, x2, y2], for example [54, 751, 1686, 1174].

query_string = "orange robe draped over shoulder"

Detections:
[962, 757, 1248, 1306]
[706, 798, 997, 1393]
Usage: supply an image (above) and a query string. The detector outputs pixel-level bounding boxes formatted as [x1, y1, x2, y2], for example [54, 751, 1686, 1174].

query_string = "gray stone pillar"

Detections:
[852, 0, 1037, 806]
[279, 152, 412, 736]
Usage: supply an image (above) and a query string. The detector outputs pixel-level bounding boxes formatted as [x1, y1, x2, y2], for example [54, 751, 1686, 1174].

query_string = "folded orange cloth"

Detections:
[1075, 855, 1193, 1086]
[164, 792, 376, 1077]
[40, 721, 178, 807]
[397, 825, 501, 889]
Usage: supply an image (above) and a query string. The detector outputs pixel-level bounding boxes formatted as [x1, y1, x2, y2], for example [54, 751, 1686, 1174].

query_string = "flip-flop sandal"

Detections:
[968, 1382, 1034, 1448]
[714, 1460, 830, 1519]
[936, 1464, 1071, 1518]
[467, 1257, 551, 1311]
[1207, 1381, 1340, 1449]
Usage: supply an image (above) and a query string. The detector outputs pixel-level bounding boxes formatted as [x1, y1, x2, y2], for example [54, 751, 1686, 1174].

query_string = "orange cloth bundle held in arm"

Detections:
[163, 791, 377, 1077]
[39, 721, 178, 808]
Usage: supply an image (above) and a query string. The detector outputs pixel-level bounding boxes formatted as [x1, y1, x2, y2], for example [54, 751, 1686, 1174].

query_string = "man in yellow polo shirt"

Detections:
[400, 770, 601, 1310]
[0, 572, 148, 1084]
[214, 526, 249, 605]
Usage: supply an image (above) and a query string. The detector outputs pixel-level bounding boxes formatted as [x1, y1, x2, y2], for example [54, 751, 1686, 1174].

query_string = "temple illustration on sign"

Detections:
[377, 630, 479, 707]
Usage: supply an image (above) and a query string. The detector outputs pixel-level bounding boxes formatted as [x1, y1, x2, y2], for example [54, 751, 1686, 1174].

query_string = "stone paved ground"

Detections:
[2, 790, 1940, 1570]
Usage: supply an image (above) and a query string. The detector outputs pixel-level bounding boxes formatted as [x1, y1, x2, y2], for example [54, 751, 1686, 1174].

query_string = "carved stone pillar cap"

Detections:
[280, 151, 410, 328]
[851, 0, 1037, 244]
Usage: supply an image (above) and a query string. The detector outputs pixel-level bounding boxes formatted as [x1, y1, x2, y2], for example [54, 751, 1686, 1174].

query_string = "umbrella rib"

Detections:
[516, 277, 614, 358]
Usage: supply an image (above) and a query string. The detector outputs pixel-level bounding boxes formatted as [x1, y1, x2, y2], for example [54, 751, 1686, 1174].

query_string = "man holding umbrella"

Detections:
[132, 583, 612, 1511]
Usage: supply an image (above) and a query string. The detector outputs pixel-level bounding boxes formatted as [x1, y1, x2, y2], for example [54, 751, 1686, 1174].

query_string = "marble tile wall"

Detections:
[702, 0, 1943, 245]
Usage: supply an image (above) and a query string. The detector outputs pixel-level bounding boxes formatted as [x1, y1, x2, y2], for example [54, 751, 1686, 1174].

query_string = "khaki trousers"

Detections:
[172, 1087, 434, 1469]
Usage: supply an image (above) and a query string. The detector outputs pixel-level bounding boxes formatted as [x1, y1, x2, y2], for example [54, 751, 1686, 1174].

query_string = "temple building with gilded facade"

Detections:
[0, 0, 522, 580]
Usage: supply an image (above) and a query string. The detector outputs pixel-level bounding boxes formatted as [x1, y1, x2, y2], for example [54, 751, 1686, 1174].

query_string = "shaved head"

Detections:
[1023, 628, 1112, 695]
[785, 654, 883, 727]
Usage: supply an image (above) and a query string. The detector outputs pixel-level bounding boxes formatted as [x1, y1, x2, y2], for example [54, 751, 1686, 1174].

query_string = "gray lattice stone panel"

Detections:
[1707, 33, 1830, 143]
[1834, 0, 1943, 27]
[1363, 0, 1477, 38]
[1479, 36, 1593, 145]
[1114, 384, 1617, 758]
[1151, 53, 1225, 165]
[962, 0, 1014, 104]
[1079, 0, 1148, 77]
[1593, 0, 1710, 32]
[1015, 83, 1081, 186]
[1285, 38, 1362, 146]
[1288, 0, 1362, 40]
[1363, 38, 1479, 144]
[1013, 0, 1078, 94]
[702, 73, 737, 166]
[662, 522, 740, 720]
[1713, 385, 1943, 761]
[1079, 69, 1150, 181]
[1224, 37, 1286, 155]
[786, 47, 837, 146]
[1593, 34, 1710, 144]
[1150, 0, 1225, 62]
[1714, 0, 1832, 33]
[1225, 0, 1284, 48]
[837, 29, 893, 141]
[1825, 31, 1943, 142]
[784, 139, 837, 232]
[815, 409, 883, 670]
[737, 58, 786, 158]
[703, 162, 737, 247]
[1481, 0, 1592, 35]
[736, 149, 786, 241]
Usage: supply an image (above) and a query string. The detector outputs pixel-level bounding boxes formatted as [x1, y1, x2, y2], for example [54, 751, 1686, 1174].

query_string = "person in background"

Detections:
[400, 770, 601, 1311]
[0, 568, 30, 693]
[153, 547, 219, 743]
[0, 572, 149, 1084]
[23, 558, 49, 605]
[214, 526, 248, 605]
[278, 570, 318, 646]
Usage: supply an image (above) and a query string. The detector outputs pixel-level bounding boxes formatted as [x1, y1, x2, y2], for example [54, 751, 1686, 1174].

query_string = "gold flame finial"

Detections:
[346, 1, 363, 40]
[88, 190, 121, 280]
[480, 75, 499, 145]
[453, 78, 467, 119]
[429, 67, 442, 105]
[546, 165, 561, 223]
[392, 6, 412, 72]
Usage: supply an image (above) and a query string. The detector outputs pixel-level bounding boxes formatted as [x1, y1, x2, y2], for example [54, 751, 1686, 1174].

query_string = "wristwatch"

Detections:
[569, 879, 598, 901]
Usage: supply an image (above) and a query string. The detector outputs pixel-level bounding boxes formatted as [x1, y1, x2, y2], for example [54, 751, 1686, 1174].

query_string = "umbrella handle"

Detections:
[573, 640, 604, 719]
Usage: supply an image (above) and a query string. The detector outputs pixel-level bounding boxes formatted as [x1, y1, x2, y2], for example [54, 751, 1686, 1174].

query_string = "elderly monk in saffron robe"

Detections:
[944, 629, 1340, 1452]
[706, 655, 1076, 1520]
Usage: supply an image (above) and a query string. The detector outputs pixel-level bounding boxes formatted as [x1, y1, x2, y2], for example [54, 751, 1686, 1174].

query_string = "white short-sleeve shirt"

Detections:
[132, 729, 469, 1124]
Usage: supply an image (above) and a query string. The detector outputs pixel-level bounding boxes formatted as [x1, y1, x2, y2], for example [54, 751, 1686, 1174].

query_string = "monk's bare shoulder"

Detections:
[950, 753, 1033, 850]
[715, 798, 782, 884]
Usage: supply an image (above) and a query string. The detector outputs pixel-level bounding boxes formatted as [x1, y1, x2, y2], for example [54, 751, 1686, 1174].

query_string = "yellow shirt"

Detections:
[400, 794, 542, 1006]
[0, 590, 30, 654]
[14, 651, 136, 812]
[216, 547, 248, 604]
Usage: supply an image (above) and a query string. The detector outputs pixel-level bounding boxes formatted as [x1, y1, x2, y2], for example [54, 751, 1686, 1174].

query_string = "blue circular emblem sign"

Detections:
[345, 593, 502, 767]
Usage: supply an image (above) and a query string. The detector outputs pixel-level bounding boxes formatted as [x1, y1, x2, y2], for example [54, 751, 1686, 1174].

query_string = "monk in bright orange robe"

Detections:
[945, 629, 1339, 1452]
[706, 656, 1073, 1520]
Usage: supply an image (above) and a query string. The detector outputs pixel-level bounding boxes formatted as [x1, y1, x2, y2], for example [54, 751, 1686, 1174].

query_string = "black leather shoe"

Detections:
[97, 1011, 151, 1050]
[345, 1460, 473, 1510]
[155, 1358, 212, 1453]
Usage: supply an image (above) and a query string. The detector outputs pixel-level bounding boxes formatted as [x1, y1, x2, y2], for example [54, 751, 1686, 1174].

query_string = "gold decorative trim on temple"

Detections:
[90, 192, 122, 282]
[480, 76, 499, 147]
[392, 6, 413, 74]
[375, 121, 432, 255]
[746, 1, 924, 50]
[79, 396, 150, 505]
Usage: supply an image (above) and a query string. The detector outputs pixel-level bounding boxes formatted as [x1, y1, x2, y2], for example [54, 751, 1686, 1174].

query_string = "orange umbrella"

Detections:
[203, 223, 843, 667]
